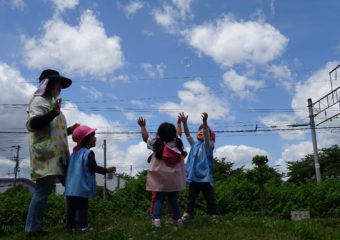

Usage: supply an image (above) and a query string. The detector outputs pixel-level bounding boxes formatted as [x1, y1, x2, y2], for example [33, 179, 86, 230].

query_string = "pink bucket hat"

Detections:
[72, 125, 97, 152]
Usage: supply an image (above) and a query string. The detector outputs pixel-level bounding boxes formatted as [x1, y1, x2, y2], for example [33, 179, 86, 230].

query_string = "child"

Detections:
[137, 117, 182, 221]
[137, 118, 186, 227]
[65, 125, 116, 232]
[179, 112, 219, 220]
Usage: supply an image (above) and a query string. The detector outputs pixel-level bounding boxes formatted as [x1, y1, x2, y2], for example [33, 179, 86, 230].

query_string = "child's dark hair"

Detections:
[153, 122, 186, 160]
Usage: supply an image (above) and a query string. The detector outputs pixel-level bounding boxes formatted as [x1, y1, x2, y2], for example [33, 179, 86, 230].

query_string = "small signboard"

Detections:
[291, 211, 310, 221]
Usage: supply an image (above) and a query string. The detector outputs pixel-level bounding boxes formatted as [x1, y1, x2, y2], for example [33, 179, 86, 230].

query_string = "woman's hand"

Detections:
[54, 98, 62, 113]
[107, 166, 116, 173]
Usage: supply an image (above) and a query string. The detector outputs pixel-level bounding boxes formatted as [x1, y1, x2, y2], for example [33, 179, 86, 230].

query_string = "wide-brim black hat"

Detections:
[39, 69, 72, 89]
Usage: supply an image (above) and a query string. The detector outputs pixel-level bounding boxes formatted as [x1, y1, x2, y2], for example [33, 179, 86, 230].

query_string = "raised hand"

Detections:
[137, 117, 146, 127]
[201, 112, 208, 123]
[178, 112, 188, 123]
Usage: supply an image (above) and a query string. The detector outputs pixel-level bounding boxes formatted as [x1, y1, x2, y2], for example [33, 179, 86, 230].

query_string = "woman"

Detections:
[25, 69, 78, 234]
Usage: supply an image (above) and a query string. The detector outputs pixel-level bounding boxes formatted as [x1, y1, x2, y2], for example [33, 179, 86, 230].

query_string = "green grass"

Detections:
[1, 215, 340, 240]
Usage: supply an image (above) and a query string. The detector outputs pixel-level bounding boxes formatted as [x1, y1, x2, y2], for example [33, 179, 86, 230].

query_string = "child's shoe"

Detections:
[152, 218, 161, 227]
[78, 225, 94, 233]
[174, 219, 183, 227]
[181, 212, 193, 221]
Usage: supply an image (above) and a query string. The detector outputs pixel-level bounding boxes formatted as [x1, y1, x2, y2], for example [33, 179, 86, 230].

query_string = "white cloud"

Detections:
[10, 0, 25, 10]
[275, 141, 312, 174]
[124, 1, 143, 16]
[259, 114, 307, 140]
[152, 0, 193, 33]
[0, 64, 35, 178]
[109, 142, 151, 175]
[267, 63, 293, 90]
[142, 29, 154, 36]
[222, 69, 265, 99]
[159, 80, 230, 123]
[172, 0, 193, 18]
[22, 10, 124, 77]
[53, 0, 79, 12]
[130, 100, 144, 107]
[141, 63, 166, 78]
[274, 62, 340, 175]
[124, 112, 138, 121]
[292, 62, 338, 120]
[0, 63, 36, 135]
[80, 85, 103, 100]
[215, 145, 269, 169]
[184, 15, 288, 67]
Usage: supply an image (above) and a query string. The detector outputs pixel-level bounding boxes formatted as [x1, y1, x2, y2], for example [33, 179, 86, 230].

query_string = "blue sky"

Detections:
[0, 0, 339, 178]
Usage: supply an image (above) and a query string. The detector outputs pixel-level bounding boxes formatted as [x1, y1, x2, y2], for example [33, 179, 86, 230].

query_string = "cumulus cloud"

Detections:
[215, 145, 269, 169]
[259, 113, 307, 140]
[22, 10, 124, 77]
[152, 0, 193, 33]
[275, 141, 312, 174]
[222, 69, 265, 99]
[159, 80, 230, 123]
[0, 64, 35, 178]
[53, 0, 79, 12]
[184, 15, 288, 67]
[10, 0, 25, 10]
[292, 62, 338, 120]
[141, 63, 166, 79]
[109, 142, 151, 175]
[0, 63, 36, 135]
[267, 63, 293, 90]
[291, 62, 340, 145]
[124, 1, 143, 16]
[80, 85, 103, 100]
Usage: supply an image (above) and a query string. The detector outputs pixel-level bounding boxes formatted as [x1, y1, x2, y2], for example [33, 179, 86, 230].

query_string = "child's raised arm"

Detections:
[201, 112, 212, 150]
[179, 112, 190, 138]
[176, 115, 182, 137]
[137, 117, 149, 143]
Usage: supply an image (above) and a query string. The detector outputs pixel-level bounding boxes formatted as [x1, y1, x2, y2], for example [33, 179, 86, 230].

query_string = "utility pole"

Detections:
[103, 140, 107, 200]
[307, 99, 321, 183]
[130, 165, 132, 176]
[9, 145, 20, 186]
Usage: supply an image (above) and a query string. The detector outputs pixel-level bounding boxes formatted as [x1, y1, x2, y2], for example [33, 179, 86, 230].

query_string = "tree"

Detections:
[213, 157, 246, 182]
[247, 155, 282, 216]
[287, 145, 340, 183]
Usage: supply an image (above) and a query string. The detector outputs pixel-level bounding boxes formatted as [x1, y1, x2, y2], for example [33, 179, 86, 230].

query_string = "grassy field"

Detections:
[1, 215, 340, 240]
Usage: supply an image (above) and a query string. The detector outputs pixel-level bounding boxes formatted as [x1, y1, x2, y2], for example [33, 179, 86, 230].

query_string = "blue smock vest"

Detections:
[186, 140, 214, 186]
[65, 147, 96, 198]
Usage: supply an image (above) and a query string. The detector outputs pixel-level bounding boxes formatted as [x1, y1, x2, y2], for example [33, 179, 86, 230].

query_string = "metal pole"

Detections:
[307, 98, 321, 183]
[103, 140, 107, 200]
[130, 165, 132, 176]
[14, 145, 20, 186]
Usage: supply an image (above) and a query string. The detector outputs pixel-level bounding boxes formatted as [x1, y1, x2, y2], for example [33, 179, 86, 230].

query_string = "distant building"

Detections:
[55, 173, 127, 195]
[0, 178, 36, 193]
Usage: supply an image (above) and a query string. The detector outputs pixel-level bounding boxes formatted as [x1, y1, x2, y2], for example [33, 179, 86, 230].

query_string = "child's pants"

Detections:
[185, 182, 218, 215]
[66, 196, 89, 229]
[153, 192, 180, 220]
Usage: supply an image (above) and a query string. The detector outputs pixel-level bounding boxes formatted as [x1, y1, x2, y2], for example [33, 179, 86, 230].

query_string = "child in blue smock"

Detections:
[65, 125, 116, 232]
[179, 112, 219, 220]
